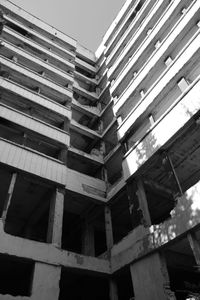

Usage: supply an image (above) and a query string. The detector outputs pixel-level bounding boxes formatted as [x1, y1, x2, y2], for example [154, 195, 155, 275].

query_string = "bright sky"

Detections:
[9, 0, 125, 52]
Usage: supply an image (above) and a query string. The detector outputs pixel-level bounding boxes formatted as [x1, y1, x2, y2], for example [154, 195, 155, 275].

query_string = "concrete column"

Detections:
[109, 278, 118, 300]
[47, 188, 64, 247]
[136, 179, 151, 227]
[81, 220, 95, 256]
[2, 173, 17, 223]
[130, 252, 176, 300]
[58, 148, 68, 164]
[104, 205, 114, 251]
[127, 179, 151, 228]
[62, 117, 70, 132]
[105, 206, 118, 300]
[31, 262, 61, 300]
[188, 231, 200, 265]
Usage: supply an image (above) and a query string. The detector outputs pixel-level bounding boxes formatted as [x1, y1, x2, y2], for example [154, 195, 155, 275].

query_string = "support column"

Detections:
[47, 188, 65, 247]
[130, 252, 176, 300]
[188, 231, 200, 265]
[136, 178, 151, 227]
[104, 205, 114, 251]
[104, 206, 119, 300]
[127, 179, 151, 228]
[58, 147, 68, 164]
[31, 262, 61, 300]
[109, 278, 119, 300]
[81, 219, 95, 256]
[2, 172, 17, 224]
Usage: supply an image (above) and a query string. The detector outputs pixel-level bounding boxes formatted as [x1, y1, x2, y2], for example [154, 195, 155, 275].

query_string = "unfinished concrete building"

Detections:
[0, 0, 199, 299]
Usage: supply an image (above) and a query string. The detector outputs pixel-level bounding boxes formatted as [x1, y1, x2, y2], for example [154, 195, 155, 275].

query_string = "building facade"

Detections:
[0, 0, 199, 299]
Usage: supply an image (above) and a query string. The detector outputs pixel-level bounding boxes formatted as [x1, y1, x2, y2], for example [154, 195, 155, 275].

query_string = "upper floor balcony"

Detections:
[123, 75, 200, 191]
[0, 77, 72, 121]
[1, 26, 74, 73]
[106, 0, 156, 69]
[3, 14, 75, 62]
[0, 0, 76, 51]
[0, 39, 74, 85]
[117, 21, 200, 141]
[0, 54, 72, 104]
[104, 0, 145, 57]
[75, 57, 97, 78]
[0, 102, 70, 148]
[110, 0, 197, 100]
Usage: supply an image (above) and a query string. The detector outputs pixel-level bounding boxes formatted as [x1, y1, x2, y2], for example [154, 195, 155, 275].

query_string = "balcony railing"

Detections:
[123, 76, 200, 180]
[0, 77, 71, 120]
[0, 103, 70, 147]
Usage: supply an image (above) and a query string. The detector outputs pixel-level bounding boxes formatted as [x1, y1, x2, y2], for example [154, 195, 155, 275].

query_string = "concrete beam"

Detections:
[0, 220, 110, 274]
[111, 225, 150, 273]
[66, 168, 107, 202]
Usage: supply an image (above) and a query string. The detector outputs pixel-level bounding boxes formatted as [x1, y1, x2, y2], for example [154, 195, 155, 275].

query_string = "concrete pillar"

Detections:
[59, 148, 68, 164]
[188, 231, 200, 265]
[130, 252, 176, 300]
[104, 205, 114, 251]
[127, 179, 151, 228]
[109, 278, 118, 300]
[62, 117, 70, 132]
[136, 179, 151, 227]
[31, 262, 61, 300]
[47, 188, 64, 247]
[81, 220, 95, 256]
[2, 173, 17, 223]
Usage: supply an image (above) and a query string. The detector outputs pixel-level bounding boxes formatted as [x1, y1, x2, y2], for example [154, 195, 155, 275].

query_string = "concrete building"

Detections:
[0, 0, 199, 299]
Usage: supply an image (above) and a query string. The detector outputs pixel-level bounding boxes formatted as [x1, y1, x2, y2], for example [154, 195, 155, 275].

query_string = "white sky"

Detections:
[9, 0, 125, 51]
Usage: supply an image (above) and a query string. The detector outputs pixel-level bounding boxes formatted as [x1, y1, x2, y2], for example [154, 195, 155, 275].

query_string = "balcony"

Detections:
[104, 0, 144, 56]
[111, 0, 199, 101]
[0, 77, 71, 120]
[0, 138, 67, 185]
[73, 81, 98, 102]
[0, 55, 72, 103]
[4, 14, 74, 62]
[75, 57, 96, 76]
[0, 103, 70, 147]
[1, 26, 74, 72]
[106, 0, 156, 68]
[0, 39, 74, 85]
[0, 0, 76, 50]
[123, 77, 200, 191]
[117, 25, 200, 140]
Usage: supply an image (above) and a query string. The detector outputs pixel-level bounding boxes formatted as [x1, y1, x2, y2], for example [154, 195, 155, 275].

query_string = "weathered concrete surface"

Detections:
[31, 263, 61, 300]
[47, 189, 64, 247]
[0, 220, 110, 274]
[130, 253, 176, 300]
[111, 225, 151, 273]
[66, 168, 107, 202]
